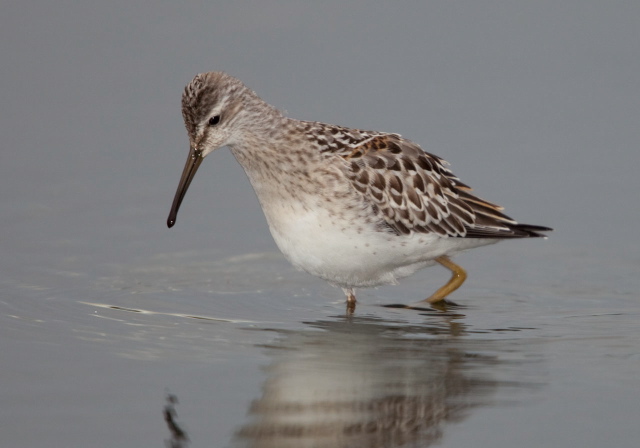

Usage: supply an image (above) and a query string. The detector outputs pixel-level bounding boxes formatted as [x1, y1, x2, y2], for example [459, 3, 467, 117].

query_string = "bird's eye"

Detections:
[208, 115, 221, 126]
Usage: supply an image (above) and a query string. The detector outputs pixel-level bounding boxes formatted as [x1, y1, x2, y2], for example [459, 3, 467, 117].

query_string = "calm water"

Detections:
[2, 228, 639, 447]
[2, 1, 640, 447]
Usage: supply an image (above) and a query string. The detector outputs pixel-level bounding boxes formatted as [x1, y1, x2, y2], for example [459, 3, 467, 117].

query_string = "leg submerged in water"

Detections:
[343, 288, 356, 314]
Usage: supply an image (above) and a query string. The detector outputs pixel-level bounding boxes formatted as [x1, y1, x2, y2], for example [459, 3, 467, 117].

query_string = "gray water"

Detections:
[2, 1, 640, 447]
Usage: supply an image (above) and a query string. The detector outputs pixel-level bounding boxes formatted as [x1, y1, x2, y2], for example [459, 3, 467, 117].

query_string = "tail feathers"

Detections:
[464, 222, 552, 239]
[510, 223, 553, 238]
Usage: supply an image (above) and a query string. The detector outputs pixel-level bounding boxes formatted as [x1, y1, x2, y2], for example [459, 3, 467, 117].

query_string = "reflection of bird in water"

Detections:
[234, 318, 536, 448]
[167, 72, 551, 312]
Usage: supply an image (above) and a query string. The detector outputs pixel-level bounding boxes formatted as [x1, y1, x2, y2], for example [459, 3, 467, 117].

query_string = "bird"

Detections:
[167, 72, 551, 312]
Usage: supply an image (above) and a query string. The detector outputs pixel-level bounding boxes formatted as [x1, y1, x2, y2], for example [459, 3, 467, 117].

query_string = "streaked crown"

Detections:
[181, 72, 253, 140]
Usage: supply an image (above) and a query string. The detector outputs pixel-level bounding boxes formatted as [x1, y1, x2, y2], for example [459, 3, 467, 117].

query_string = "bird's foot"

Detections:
[426, 298, 462, 311]
[382, 298, 462, 312]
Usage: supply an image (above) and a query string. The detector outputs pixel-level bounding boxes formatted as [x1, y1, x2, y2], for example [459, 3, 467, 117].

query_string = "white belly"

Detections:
[261, 199, 495, 288]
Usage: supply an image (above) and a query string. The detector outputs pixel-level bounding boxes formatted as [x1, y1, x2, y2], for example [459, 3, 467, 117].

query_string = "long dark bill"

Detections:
[167, 147, 204, 228]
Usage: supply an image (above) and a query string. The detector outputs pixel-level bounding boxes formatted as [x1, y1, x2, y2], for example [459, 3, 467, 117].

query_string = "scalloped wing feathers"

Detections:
[314, 131, 546, 238]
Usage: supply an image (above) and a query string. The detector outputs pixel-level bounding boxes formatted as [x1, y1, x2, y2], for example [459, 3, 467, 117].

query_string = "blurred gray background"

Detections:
[1, 1, 639, 447]
[2, 0, 639, 261]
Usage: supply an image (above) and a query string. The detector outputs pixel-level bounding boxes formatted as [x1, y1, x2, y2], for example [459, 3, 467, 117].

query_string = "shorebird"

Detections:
[167, 72, 551, 312]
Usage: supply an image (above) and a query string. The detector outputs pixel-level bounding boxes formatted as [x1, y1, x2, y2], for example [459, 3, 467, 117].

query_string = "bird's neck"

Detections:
[229, 116, 327, 201]
[230, 116, 317, 170]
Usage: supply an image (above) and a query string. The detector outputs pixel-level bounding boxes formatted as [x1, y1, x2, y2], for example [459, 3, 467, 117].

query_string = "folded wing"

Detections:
[335, 134, 550, 238]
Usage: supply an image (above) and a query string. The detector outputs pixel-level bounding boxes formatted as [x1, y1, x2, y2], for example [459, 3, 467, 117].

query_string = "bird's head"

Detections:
[167, 72, 260, 228]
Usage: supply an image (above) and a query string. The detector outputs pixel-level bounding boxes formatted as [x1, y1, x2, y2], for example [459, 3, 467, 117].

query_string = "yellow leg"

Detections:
[425, 256, 467, 304]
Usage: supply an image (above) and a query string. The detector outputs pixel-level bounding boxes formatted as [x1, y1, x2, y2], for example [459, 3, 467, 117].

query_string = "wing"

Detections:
[330, 133, 548, 238]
